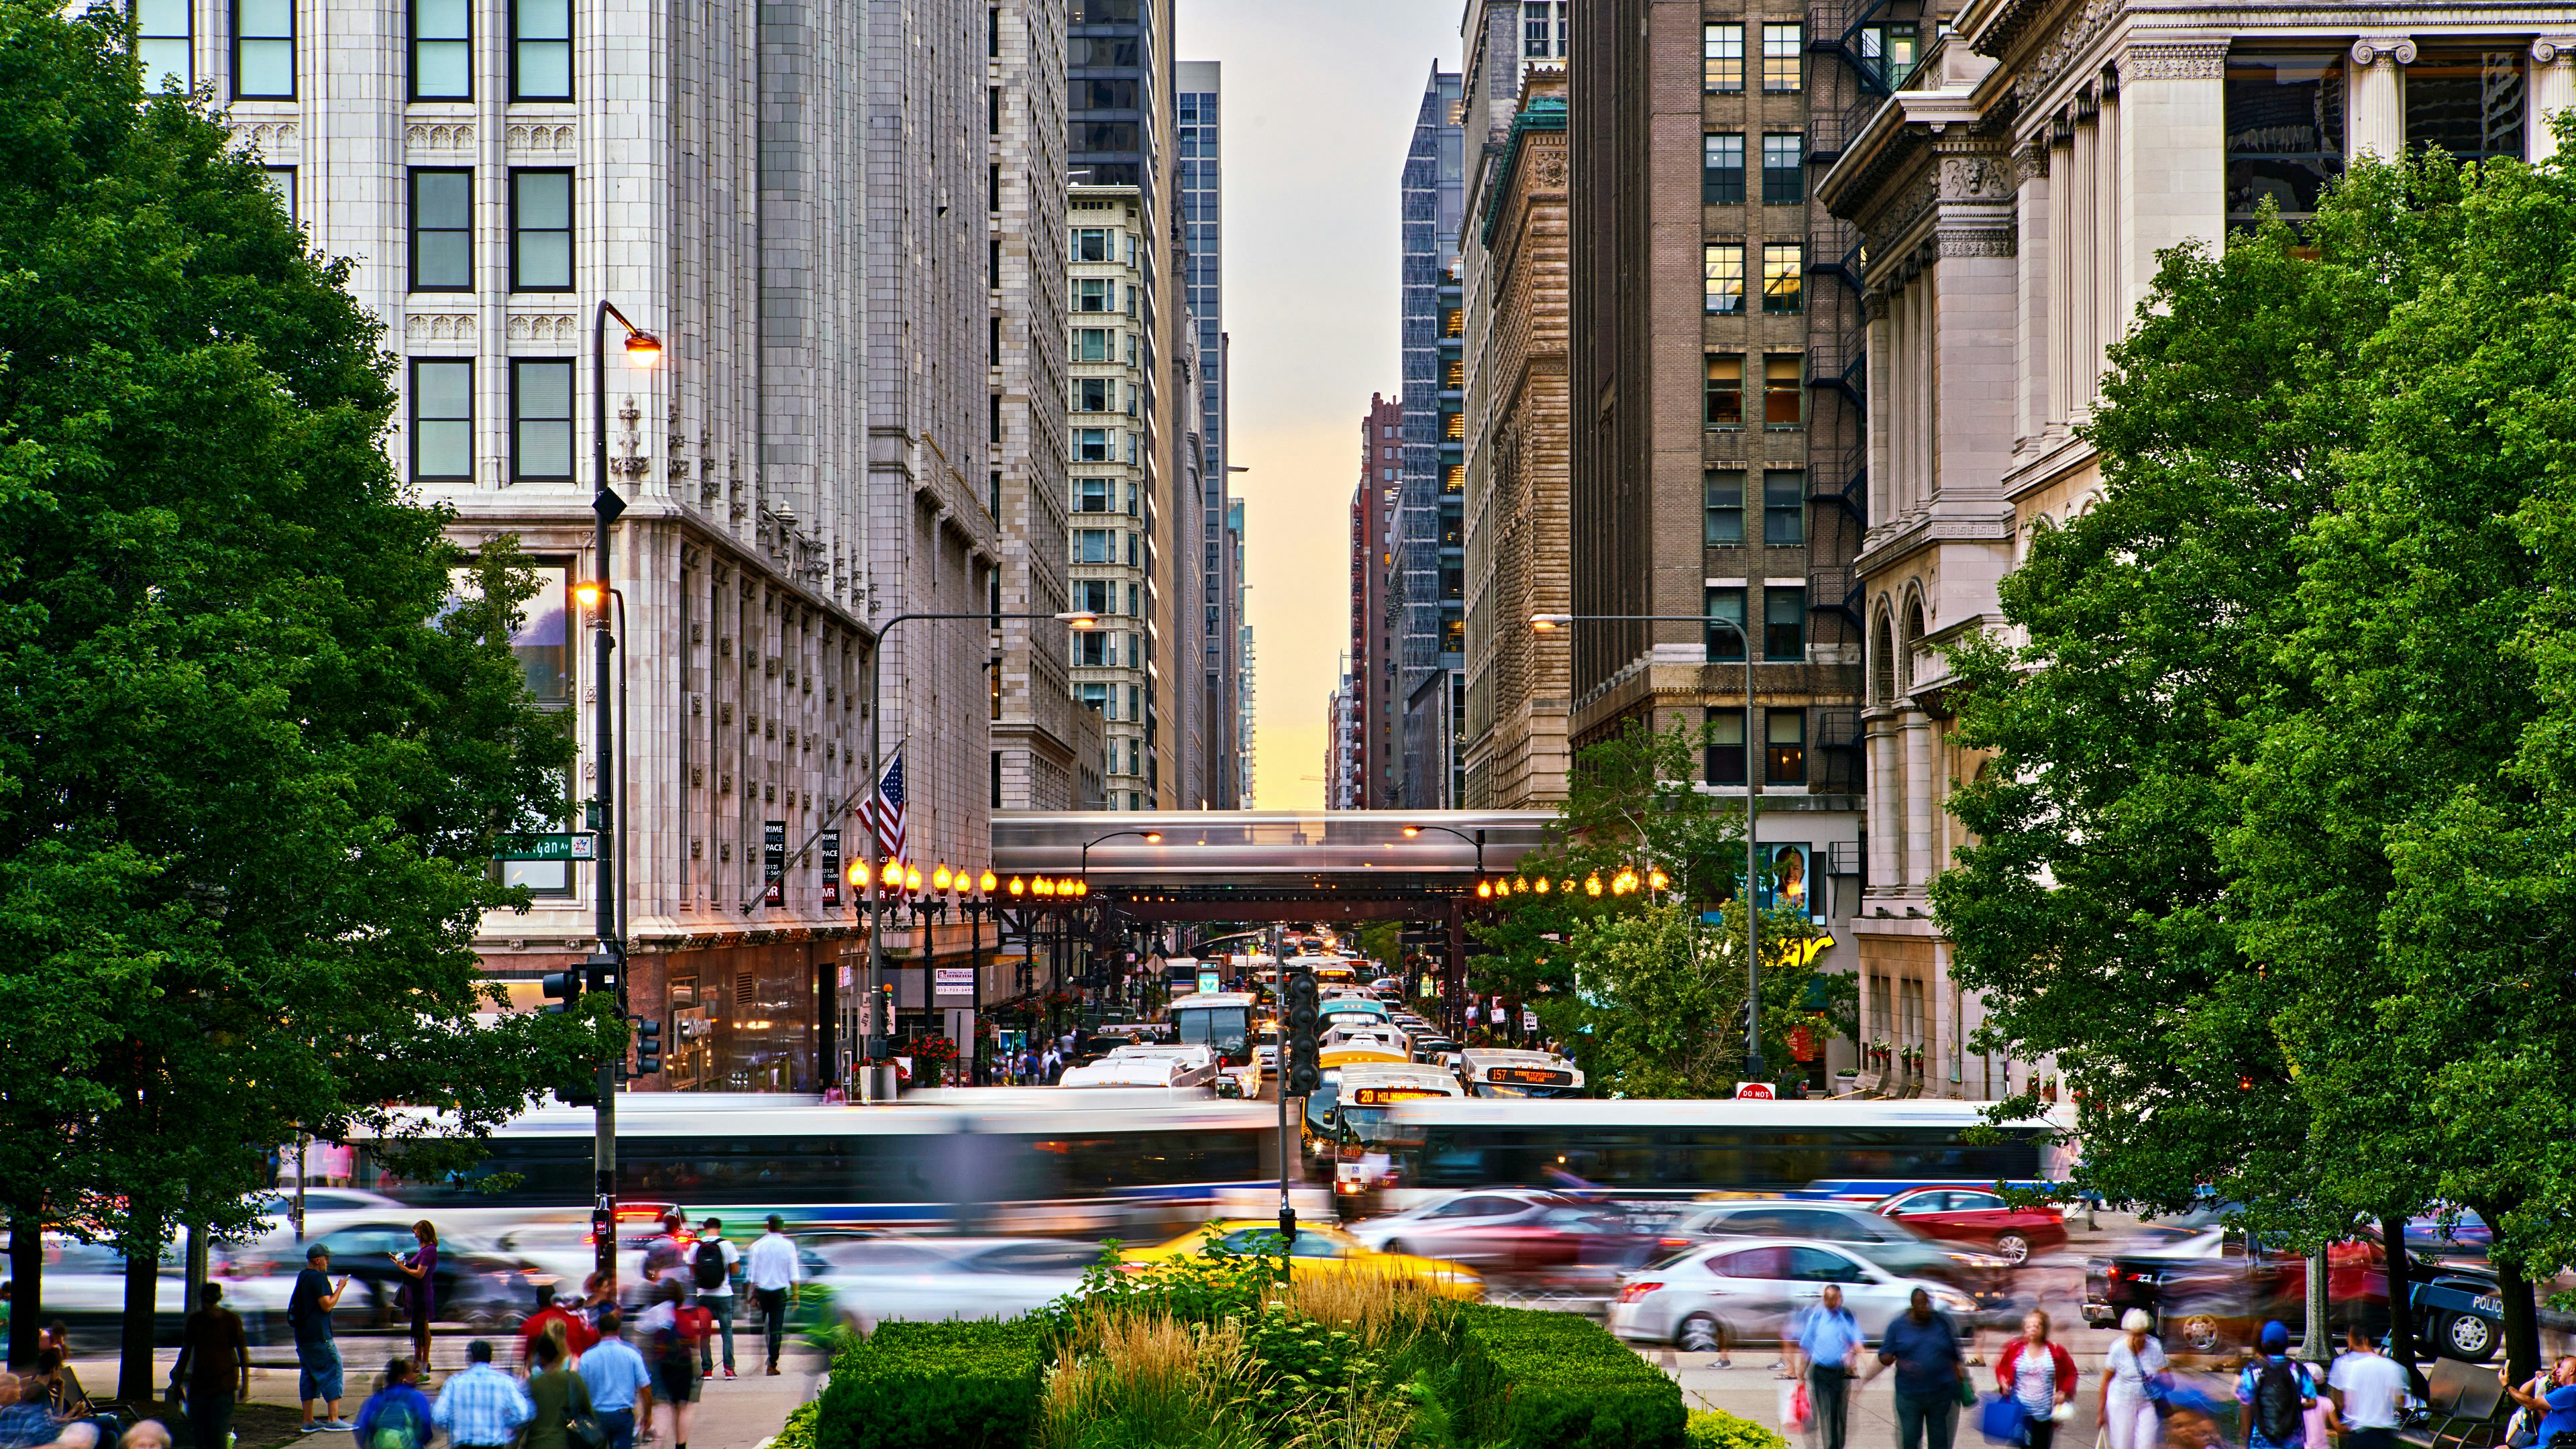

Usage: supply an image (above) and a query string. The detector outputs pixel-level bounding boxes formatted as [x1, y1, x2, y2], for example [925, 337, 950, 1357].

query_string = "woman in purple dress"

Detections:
[390, 1221, 438, 1380]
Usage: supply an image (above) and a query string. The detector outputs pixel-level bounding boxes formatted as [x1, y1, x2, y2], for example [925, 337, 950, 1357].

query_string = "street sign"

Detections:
[498, 833, 597, 862]
[1197, 969, 1220, 994]
[1733, 1081, 1776, 1099]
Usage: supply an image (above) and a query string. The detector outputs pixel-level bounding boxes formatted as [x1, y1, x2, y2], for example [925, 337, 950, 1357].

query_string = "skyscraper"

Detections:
[1178, 61, 1237, 808]
[1347, 392, 1403, 808]
[1393, 67, 1464, 809]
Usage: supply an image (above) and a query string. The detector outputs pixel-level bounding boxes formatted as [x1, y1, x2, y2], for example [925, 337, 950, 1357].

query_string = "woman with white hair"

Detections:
[2099, 1309, 2170, 1449]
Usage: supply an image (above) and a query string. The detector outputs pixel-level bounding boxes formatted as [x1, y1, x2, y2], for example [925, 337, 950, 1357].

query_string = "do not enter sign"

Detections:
[1733, 1081, 1776, 1099]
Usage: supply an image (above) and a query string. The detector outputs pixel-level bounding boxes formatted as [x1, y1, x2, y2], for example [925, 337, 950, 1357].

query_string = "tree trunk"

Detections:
[2381, 1214, 2425, 1397]
[2496, 1254, 2541, 1390]
[117, 1210, 163, 1405]
[7, 1208, 39, 1371]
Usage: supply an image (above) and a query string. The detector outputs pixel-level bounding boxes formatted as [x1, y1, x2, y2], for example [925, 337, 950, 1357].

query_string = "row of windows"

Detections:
[1706, 470, 1807, 547]
[1706, 585, 1807, 663]
[1072, 478, 1138, 515]
[1072, 278, 1137, 315]
[1069, 579, 1142, 616]
[1703, 133, 1807, 206]
[1705, 242, 1804, 315]
[1072, 327, 1140, 365]
[406, 358, 571, 482]
[1705, 354, 1805, 430]
[407, 168, 572, 293]
[1073, 527, 1140, 566]
[1701, 22, 1805, 94]
[136, 0, 573, 103]
[1707, 706, 1809, 786]
[1072, 377, 1137, 415]
[1073, 427, 1140, 464]
[1072, 631, 1143, 667]
[1521, 0, 1569, 58]
[1076, 682, 1145, 724]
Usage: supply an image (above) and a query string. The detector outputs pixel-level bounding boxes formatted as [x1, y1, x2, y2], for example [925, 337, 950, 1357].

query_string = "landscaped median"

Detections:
[806, 1239, 1722, 1448]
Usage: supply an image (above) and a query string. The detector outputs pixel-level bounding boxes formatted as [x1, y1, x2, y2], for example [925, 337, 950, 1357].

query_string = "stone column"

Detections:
[2115, 46, 2227, 330]
[1866, 715, 1901, 893]
[2532, 40, 2576, 160]
[1901, 710, 1934, 891]
[1932, 938, 1959, 1097]
[2093, 83, 2120, 384]
[2047, 124, 2074, 439]
[2012, 143, 2049, 454]
[2068, 102, 2096, 421]
[2347, 39, 2416, 162]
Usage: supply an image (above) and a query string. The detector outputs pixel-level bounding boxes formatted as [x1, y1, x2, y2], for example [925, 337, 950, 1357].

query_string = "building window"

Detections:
[1076, 528, 1112, 564]
[412, 0, 472, 99]
[1074, 377, 1112, 412]
[1073, 278, 1111, 312]
[1074, 579, 1114, 615]
[510, 170, 574, 291]
[1703, 242, 1745, 315]
[1707, 708, 1748, 786]
[1764, 354, 1805, 429]
[135, 0, 191, 91]
[1762, 243, 1805, 313]
[1766, 708, 1807, 784]
[411, 360, 474, 481]
[1704, 470, 1746, 545]
[1077, 682, 1109, 714]
[1761, 23, 1804, 92]
[1764, 586, 1806, 661]
[1075, 428, 1110, 462]
[1076, 631, 1111, 667]
[1076, 477, 1111, 513]
[1858, 23, 1919, 89]
[408, 168, 472, 292]
[1763, 133, 1805, 204]
[1703, 23, 1743, 93]
[511, 0, 573, 101]
[2409, 49, 2526, 164]
[1764, 470, 1806, 546]
[1072, 227, 1111, 262]
[1444, 411, 1464, 441]
[1522, 1, 1553, 57]
[1704, 357, 1743, 431]
[263, 166, 297, 217]
[2224, 53, 2346, 225]
[510, 359, 576, 481]
[232, 0, 294, 99]
[1075, 327, 1112, 362]
[1705, 586, 1746, 661]
[1702, 133, 1745, 205]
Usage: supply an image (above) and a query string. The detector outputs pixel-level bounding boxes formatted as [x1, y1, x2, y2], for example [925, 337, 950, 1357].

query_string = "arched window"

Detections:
[1871, 607, 1897, 705]
[1900, 594, 1925, 693]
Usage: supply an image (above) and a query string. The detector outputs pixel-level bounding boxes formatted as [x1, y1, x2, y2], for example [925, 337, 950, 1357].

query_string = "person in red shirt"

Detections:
[1996, 1311, 2079, 1449]
[519, 1285, 599, 1365]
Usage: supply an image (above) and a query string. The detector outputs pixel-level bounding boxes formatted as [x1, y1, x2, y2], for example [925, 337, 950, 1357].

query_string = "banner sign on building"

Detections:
[821, 828, 843, 907]
[934, 967, 977, 998]
[763, 820, 786, 906]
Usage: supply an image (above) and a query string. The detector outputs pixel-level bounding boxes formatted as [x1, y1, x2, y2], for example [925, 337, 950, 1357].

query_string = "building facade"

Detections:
[1814, 0, 2576, 1099]
[1393, 68, 1466, 809]
[1065, 184, 1161, 809]
[1179, 61, 1239, 809]
[1346, 392, 1405, 809]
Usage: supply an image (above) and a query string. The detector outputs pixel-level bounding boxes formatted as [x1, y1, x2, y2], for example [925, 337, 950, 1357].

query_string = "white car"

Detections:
[1608, 1236, 1982, 1354]
[1059, 1042, 1220, 1089]
[814, 1237, 1099, 1335]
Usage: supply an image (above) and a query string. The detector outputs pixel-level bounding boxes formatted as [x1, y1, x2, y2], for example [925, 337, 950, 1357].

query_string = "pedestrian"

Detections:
[0, 1377, 54, 1449]
[389, 1222, 439, 1379]
[642, 1215, 688, 1291]
[519, 1285, 598, 1366]
[2098, 1309, 2169, 1449]
[2501, 1356, 2576, 1449]
[2236, 1322, 2322, 1449]
[688, 1218, 741, 1379]
[744, 1215, 800, 1377]
[1868, 1286, 1967, 1449]
[429, 1341, 531, 1449]
[575, 1312, 653, 1449]
[114, 1426, 168, 1449]
[2326, 1323, 2412, 1449]
[576, 1273, 618, 1332]
[636, 1286, 704, 1449]
[288, 1242, 352, 1432]
[1997, 1311, 2076, 1449]
[1789, 1283, 1865, 1449]
[351, 1360, 433, 1449]
[46, 1425, 97, 1449]
[28, 1350, 87, 1423]
[171, 1283, 250, 1449]
[521, 1333, 594, 1449]
[1039, 1044, 1062, 1083]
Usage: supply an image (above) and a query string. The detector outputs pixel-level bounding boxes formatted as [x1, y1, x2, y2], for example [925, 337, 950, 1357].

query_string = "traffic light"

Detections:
[541, 970, 583, 1014]
[558, 1072, 599, 1107]
[584, 951, 621, 998]
[1283, 966, 1322, 1097]
[635, 1017, 663, 1075]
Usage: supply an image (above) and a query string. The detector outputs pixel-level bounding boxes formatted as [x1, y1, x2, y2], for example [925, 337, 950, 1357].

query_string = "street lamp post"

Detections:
[1401, 824, 1486, 1036]
[1532, 611, 1768, 1083]
[1077, 830, 1160, 1026]
[859, 610, 1097, 1099]
[586, 301, 659, 1281]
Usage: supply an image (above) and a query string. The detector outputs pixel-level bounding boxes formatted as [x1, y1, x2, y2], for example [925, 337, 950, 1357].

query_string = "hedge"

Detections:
[812, 1320, 1046, 1449]
[1450, 1303, 1688, 1449]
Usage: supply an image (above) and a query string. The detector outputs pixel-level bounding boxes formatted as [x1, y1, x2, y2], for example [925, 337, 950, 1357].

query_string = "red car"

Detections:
[1873, 1187, 2065, 1265]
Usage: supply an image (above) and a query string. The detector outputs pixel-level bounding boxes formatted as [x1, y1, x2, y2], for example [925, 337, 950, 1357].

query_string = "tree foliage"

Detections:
[0, 0, 613, 1384]
[1933, 144, 2576, 1380]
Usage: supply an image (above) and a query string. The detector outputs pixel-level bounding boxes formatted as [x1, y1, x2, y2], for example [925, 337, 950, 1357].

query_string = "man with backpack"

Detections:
[687, 1219, 741, 1380]
[2237, 1321, 2324, 1449]
[351, 1360, 432, 1449]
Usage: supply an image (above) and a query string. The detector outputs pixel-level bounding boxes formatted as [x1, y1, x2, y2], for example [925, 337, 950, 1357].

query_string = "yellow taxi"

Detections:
[1123, 1218, 1483, 1299]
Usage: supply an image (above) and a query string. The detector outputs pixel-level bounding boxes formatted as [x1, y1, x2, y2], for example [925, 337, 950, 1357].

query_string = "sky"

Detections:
[1180, 0, 1464, 810]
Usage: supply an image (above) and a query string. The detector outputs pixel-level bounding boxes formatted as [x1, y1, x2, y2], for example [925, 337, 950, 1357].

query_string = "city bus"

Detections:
[1374, 1098, 2051, 1217]
[1328, 1063, 1466, 1208]
[1166, 990, 1256, 1065]
[1456, 1047, 1586, 1099]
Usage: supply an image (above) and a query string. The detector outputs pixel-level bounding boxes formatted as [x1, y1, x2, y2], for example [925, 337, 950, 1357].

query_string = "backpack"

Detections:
[2253, 1358, 2306, 1444]
[692, 1239, 728, 1289]
[370, 1399, 423, 1449]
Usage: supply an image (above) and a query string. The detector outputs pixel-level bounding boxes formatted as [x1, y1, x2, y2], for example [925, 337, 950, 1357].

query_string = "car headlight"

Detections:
[1947, 1252, 2010, 1269]
[1934, 1290, 1979, 1313]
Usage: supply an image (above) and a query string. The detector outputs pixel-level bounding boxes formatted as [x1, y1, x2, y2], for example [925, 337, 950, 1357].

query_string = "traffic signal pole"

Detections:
[588, 316, 626, 1284]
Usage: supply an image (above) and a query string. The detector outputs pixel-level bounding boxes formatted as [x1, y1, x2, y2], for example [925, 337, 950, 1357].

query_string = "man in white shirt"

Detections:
[743, 1216, 801, 1377]
[2327, 1323, 2414, 1449]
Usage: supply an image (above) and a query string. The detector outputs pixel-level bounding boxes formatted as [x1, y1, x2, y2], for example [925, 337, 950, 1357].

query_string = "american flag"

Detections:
[861, 746, 907, 863]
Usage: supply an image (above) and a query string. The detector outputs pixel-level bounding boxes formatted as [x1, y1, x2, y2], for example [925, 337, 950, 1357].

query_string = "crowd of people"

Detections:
[0, 1213, 806, 1449]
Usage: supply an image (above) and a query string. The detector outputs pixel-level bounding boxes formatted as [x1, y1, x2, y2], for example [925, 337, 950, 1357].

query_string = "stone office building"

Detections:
[1816, 0, 2576, 1097]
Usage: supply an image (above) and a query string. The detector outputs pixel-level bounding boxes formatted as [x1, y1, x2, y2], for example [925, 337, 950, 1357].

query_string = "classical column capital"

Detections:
[2532, 37, 2576, 66]
[2349, 37, 2418, 69]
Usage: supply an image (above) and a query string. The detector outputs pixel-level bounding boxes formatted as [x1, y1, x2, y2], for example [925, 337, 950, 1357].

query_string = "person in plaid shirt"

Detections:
[431, 1342, 531, 1449]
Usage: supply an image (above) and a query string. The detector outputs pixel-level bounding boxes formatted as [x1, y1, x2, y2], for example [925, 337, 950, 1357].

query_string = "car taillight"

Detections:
[1659, 1237, 1691, 1248]
[1617, 1280, 1663, 1303]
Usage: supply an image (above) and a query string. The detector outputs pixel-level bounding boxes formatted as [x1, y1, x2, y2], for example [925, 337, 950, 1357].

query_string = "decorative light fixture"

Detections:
[1033, 876, 1053, 897]
[1073, 878, 1089, 898]
[1476, 879, 1493, 899]
[847, 860, 871, 890]
[1584, 873, 1603, 897]
[904, 865, 924, 892]
[1534, 876, 1551, 894]
[933, 863, 953, 892]
[1008, 875, 1026, 896]
[979, 869, 998, 894]
[1649, 869, 1670, 892]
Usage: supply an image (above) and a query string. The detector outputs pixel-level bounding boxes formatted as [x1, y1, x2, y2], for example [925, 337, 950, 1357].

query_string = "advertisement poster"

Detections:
[1757, 842, 1810, 918]
[762, 820, 786, 906]
[934, 967, 977, 998]
[821, 828, 842, 907]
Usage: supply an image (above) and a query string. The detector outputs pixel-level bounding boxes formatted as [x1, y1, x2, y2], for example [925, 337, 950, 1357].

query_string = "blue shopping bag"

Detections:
[1978, 1394, 2029, 1446]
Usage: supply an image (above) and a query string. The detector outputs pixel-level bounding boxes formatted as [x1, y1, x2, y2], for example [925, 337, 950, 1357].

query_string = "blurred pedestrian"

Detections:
[113, 1424, 167, 1449]
[575, 1313, 652, 1449]
[288, 1242, 352, 1431]
[351, 1360, 432, 1449]
[171, 1283, 249, 1449]
[637, 1286, 704, 1449]
[1790, 1283, 1864, 1449]
[519, 1285, 597, 1366]
[2326, 1323, 2410, 1449]
[28, 1349, 87, 1421]
[2500, 1356, 2576, 1449]
[521, 1333, 594, 1449]
[0, 1376, 54, 1449]
[46, 1424, 97, 1449]
[2237, 1322, 2322, 1449]
[2099, 1309, 2169, 1449]
[389, 1222, 439, 1379]
[575, 1273, 617, 1331]
[688, 1219, 740, 1379]
[642, 1216, 687, 1291]
[429, 1341, 530, 1449]
[1869, 1286, 1966, 1449]
[744, 1216, 799, 1377]
[1997, 1311, 2075, 1449]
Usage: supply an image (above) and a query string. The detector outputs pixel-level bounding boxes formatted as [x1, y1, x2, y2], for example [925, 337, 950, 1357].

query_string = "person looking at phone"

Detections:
[288, 1244, 352, 1432]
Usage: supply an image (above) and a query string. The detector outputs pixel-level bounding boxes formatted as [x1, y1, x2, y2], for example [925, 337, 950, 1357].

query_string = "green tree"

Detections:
[0, 1, 614, 1391]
